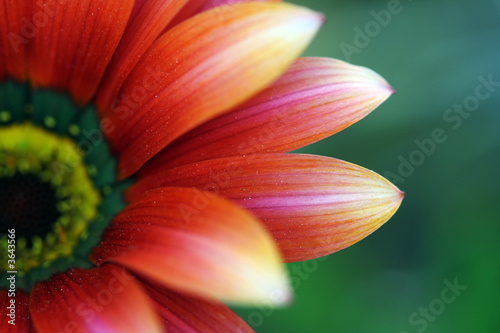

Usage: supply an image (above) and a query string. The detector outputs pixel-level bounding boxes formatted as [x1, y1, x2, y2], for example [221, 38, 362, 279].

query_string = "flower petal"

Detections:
[128, 154, 404, 262]
[91, 187, 291, 305]
[168, 0, 282, 29]
[139, 277, 254, 333]
[139, 57, 393, 173]
[95, 0, 188, 113]
[0, 0, 31, 81]
[199, 0, 281, 11]
[30, 265, 162, 333]
[29, 0, 134, 105]
[102, 2, 323, 178]
[0, 289, 31, 332]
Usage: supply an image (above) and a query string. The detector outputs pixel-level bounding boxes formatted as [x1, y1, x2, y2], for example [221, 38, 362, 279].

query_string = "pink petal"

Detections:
[128, 154, 404, 262]
[139, 277, 254, 332]
[139, 57, 393, 173]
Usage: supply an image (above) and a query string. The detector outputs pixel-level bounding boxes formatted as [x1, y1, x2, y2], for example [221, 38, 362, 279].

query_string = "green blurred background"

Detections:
[234, 0, 500, 332]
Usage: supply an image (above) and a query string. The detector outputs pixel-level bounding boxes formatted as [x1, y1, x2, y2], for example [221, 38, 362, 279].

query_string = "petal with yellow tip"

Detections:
[167, 0, 283, 29]
[139, 57, 394, 172]
[92, 187, 292, 305]
[128, 154, 404, 262]
[104, 2, 323, 178]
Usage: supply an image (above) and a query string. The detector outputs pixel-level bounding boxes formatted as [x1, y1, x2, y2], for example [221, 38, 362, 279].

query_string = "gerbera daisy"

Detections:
[0, 1, 403, 332]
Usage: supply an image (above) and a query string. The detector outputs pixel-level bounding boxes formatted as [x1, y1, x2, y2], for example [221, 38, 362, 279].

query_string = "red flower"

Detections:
[0, 1, 403, 332]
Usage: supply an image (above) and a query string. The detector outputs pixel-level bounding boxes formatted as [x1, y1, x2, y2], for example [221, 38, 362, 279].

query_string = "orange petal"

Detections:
[95, 0, 188, 113]
[0, 0, 31, 81]
[101, 2, 323, 178]
[128, 154, 404, 262]
[30, 265, 162, 333]
[139, 57, 394, 172]
[0, 289, 31, 332]
[167, 0, 282, 29]
[91, 187, 291, 305]
[29, 0, 134, 105]
[139, 278, 254, 332]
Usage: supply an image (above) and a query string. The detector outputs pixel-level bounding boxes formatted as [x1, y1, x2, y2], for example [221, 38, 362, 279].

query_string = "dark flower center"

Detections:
[0, 80, 129, 291]
[0, 173, 60, 240]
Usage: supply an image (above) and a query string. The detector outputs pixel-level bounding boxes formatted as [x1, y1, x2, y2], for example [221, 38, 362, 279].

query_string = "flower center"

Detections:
[0, 173, 60, 239]
[0, 81, 128, 291]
